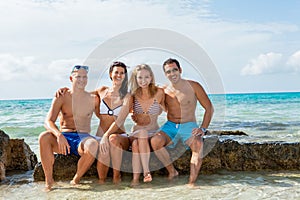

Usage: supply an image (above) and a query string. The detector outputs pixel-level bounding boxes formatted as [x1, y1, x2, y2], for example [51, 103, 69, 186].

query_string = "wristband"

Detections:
[200, 127, 207, 134]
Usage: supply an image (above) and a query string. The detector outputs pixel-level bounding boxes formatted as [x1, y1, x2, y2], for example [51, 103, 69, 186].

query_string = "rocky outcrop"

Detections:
[0, 130, 38, 181]
[33, 130, 300, 181]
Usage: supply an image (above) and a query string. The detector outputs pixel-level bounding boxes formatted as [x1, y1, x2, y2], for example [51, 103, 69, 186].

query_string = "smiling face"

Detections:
[110, 66, 126, 86]
[164, 62, 181, 84]
[70, 69, 88, 90]
[136, 68, 152, 89]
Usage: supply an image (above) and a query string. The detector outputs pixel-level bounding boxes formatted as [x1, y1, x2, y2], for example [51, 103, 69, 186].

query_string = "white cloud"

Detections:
[0, 53, 82, 82]
[0, 0, 299, 98]
[287, 50, 300, 72]
[47, 58, 83, 81]
[241, 52, 283, 75]
[0, 54, 42, 81]
[241, 51, 300, 76]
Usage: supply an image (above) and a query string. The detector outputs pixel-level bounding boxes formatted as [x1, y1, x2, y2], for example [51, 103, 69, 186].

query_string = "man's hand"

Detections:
[99, 134, 110, 154]
[57, 134, 70, 155]
[55, 87, 69, 98]
[192, 128, 206, 137]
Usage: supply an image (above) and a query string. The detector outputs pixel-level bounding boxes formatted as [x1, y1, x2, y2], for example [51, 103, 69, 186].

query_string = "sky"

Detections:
[0, 0, 299, 100]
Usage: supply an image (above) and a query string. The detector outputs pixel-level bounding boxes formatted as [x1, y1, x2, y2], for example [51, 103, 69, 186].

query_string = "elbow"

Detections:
[208, 103, 214, 117]
[44, 120, 50, 130]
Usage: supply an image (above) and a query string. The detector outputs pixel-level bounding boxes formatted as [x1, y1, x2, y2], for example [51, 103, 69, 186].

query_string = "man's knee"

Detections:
[38, 131, 54, 144]
[83, 138, 98, 155]
[189, 137, 203, 151]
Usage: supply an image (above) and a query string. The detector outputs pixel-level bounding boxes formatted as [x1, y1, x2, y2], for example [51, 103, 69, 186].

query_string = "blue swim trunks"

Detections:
[159, 121, 198, 149]
[62, 132, 99, 156]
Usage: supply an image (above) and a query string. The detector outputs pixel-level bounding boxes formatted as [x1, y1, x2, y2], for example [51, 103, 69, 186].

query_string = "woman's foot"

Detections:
[70, 175, 80, 185]
[143, 172, 152, 183]
[168, 170, 179, 180]
[44, 179, 55, 192]
[130, 179, 140, 187]
[98, 178, 106, 185]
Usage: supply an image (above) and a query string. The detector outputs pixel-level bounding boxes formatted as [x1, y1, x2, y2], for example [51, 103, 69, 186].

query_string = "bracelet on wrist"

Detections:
[200, 127, 208, 134]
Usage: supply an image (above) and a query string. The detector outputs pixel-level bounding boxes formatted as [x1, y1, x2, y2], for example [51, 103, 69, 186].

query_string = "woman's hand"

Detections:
[131, 113, 151, 126]
[55, 87, 69, 98]
[99, 134, 110, 154]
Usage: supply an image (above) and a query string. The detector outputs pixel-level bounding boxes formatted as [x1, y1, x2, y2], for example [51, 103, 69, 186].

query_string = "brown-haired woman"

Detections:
[99, 64, 165, 186]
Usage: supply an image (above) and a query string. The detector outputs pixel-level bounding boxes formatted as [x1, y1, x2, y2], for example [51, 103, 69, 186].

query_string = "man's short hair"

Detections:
[162, 58, 181, 71]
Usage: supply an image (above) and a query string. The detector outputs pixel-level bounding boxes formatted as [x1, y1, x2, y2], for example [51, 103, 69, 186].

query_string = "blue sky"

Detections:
[0, 0, 299, 99]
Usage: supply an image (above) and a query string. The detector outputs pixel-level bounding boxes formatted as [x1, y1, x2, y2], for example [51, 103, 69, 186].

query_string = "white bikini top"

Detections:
[99, 89, 122, 116]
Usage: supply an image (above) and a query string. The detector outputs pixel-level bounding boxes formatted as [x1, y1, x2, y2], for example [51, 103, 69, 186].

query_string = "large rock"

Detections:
[0, 129, 38, 181]
[33, 130, 300, 181]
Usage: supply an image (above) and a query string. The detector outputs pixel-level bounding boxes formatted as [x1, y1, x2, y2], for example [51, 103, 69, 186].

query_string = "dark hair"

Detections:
[162, 58, 181, 72]
[109, 61, 128, 99]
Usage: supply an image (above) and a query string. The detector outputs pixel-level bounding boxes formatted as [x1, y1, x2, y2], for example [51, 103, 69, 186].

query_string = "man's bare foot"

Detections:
[168, 170, 179, 180]
[130, 179, 140, 187]
[143, 172, 152, 183]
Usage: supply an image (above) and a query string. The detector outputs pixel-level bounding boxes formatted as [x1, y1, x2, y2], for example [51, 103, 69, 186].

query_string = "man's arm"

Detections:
[44, 96, 71, 155]
[157, 87, 166, 112]
[190, 80, 214, 129]
[44, 97, 63, 136]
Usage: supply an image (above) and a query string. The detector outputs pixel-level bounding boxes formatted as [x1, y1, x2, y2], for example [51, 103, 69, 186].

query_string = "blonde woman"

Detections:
[99, 64, 165, 186]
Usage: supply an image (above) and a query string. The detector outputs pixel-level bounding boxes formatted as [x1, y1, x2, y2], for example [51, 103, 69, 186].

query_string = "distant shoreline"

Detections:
[1, 91, 299, 101]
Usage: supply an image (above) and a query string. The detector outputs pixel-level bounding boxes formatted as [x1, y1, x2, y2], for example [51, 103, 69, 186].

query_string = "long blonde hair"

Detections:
[129, 64, 157, 98]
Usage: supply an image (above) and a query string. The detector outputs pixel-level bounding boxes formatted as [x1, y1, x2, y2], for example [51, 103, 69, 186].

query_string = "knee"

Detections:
[131, 139, 139, 152]
[109, 134, 119, 146]
[150, 135, 164, 150]
[38, 131, 52, 145]
[190, 137, 203, 151]
[85, 138, 99, 155]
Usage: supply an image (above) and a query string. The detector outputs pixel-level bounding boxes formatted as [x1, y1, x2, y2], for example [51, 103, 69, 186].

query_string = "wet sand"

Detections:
[1, 170, 300, 199]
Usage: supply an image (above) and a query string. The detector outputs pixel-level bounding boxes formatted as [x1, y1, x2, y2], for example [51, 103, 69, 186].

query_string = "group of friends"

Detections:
[39, 58, 214, 191]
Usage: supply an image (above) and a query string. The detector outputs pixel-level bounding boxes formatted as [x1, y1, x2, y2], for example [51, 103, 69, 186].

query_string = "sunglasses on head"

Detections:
[111, 61, 127, 69]
[71, 65, 89, 73]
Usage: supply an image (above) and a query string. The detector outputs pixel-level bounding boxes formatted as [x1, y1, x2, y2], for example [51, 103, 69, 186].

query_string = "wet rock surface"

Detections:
[0, 130, 38, 181]
[33, 130, 300, 181]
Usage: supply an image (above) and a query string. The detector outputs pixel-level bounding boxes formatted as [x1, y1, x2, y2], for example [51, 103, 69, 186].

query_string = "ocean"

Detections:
[1, 92, 300, 199]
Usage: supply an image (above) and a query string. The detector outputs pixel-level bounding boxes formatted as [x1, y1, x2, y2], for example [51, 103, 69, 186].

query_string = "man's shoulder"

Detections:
[156, 87, 165, 94]
[97, 86, 109, 92]
[84, 91, 96, 99]
[187, 79, 202, 88]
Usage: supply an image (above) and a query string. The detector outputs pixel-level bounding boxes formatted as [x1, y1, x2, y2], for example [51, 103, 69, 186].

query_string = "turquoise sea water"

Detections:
[1, 92, 299, 155]
[1, 92, 300, 199]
